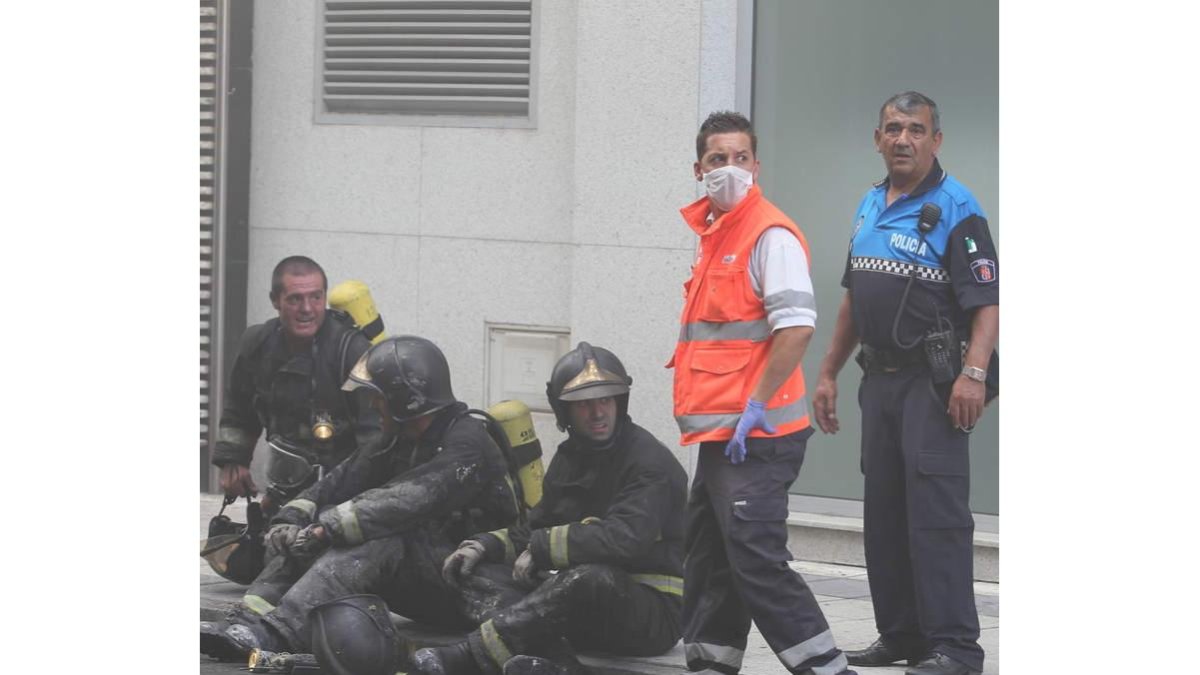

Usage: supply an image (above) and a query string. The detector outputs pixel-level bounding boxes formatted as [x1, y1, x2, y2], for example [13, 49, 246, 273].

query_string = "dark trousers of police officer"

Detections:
[234, 525, 526, 653]
[465, 563, 681, 675]
[683, 430, 851, 675]
[858, 365, 983, 672]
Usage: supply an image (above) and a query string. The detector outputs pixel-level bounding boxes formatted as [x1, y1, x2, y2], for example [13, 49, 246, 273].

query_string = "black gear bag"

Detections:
[200, 495, 268, 585]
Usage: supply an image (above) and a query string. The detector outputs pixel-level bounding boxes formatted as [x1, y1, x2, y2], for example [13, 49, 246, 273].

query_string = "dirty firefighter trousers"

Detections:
[682, 432, 850, 675]
[467, 563, 681, 674]
[243, 528, 526, 652]
[858, 369, 982, 671]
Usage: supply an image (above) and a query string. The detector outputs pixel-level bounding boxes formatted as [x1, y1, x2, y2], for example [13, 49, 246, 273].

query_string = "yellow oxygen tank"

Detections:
[328, 280, 386, 344]
[487, 400, 545, 509]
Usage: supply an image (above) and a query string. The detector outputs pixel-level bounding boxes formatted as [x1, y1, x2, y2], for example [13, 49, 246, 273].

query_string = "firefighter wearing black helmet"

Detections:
[413, 342, 688, 675]
[200, 335, 525, 663]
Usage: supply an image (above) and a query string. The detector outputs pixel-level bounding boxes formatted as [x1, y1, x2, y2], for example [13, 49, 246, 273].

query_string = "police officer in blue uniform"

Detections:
[812, 92, 998, 675]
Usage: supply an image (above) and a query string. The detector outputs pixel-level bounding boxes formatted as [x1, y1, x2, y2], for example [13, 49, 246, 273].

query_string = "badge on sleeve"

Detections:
[970, 259, 997, 283]
[965, 237, 978, 253]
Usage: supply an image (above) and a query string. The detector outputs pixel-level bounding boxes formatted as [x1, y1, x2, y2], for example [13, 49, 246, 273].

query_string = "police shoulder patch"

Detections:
[970, 259, 997, 284]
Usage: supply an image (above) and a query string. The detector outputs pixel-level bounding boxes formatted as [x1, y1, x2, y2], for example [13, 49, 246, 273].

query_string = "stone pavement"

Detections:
[200, 494, 999, 674]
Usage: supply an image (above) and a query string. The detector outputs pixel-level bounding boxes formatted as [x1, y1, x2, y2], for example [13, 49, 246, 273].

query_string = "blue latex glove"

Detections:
[724, 399, 775, 464]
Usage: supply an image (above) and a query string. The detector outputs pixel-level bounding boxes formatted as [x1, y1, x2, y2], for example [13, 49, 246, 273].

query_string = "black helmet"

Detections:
[342, 335, 456, 423]
[546, 342, 632, 431]
[309, 594, 402, 675]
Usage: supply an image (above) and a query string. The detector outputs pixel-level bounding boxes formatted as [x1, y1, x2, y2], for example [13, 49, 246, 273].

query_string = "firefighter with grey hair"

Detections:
[201, 335, 524, 663]
[410, 342, 688, 675]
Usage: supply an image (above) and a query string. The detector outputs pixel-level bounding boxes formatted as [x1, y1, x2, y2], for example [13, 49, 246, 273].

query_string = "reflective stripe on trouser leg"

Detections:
[684, 642, 745, 672]
[777, 630, 850, 675]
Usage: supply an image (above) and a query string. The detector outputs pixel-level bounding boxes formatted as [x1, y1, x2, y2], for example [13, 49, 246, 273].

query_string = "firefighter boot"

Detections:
[200, 618, 284, 662]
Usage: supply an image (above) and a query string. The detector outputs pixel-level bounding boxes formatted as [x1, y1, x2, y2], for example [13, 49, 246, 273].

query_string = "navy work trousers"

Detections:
[859, 367, 983, 671]
[682, 429, 850, 675]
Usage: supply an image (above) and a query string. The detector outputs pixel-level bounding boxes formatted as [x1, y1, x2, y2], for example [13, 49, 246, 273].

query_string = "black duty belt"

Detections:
[857, 344, 927, 374]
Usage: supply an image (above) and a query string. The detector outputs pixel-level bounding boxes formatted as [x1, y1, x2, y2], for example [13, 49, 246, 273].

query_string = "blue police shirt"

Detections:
[841, 160, 999, 350]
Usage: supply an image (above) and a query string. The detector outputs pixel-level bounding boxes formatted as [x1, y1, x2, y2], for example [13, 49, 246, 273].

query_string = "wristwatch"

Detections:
[961, 365, 987, 383]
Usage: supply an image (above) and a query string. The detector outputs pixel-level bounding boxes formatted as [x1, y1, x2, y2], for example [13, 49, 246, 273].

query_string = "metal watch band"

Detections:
[961, 365, 987, 382]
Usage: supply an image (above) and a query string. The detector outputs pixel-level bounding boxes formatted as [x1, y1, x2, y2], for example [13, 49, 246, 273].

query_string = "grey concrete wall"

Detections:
[244, 1, 742, 473]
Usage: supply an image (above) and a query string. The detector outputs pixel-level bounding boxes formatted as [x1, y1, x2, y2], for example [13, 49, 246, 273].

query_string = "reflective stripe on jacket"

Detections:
[671, 185, 812, 445]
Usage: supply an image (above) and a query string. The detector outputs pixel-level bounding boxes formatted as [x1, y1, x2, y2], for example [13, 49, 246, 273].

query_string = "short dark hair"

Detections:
[878, 91, 941, 134]
[270, 255, 327, 299]
[696, 111, 757, 160]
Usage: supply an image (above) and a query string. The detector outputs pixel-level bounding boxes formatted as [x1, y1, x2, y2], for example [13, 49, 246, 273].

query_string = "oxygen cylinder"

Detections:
[487, 400, 546, 509]
[328, 280, 386, 344]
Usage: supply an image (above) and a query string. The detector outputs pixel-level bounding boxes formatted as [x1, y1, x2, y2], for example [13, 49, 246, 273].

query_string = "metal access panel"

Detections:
[486, 325, 570, 413]
[752, 0, 999, 514]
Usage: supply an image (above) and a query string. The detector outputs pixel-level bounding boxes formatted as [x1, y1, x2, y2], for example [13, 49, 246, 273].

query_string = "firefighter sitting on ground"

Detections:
[201, 335, 526, 662]
[412, 342, 688, 675]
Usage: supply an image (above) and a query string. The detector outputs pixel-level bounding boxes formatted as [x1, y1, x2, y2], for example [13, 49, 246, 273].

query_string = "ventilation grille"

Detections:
[321, 0, 533, 117]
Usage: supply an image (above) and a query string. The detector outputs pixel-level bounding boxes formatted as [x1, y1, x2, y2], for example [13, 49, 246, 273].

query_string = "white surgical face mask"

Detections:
[703, 165, 754, 213]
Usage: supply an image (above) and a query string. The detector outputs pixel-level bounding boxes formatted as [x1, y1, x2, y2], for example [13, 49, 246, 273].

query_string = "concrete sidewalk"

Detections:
[200, 494, 999, 674]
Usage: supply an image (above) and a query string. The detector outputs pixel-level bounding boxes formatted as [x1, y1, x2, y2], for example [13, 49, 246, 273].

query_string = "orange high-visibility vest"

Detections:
[670, 185, 812, 446]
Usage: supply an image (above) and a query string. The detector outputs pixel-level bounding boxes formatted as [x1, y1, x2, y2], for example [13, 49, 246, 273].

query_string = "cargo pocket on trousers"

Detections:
[913, 451, 973, 529]
[730, 492, 791, 563]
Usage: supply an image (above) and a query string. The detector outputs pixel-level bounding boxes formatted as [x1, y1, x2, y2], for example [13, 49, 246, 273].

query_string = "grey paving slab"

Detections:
[804, 576, 873, 599]
[976, 595, 1000, 617]
[818, 597, 878, 621]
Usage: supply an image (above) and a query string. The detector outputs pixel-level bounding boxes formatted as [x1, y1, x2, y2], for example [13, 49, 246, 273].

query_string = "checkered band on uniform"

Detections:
[849, 256, 949, 283]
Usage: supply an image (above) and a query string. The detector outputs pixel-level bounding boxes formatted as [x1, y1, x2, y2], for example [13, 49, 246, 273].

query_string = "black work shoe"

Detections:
[905, 652, 981, 675]
[412, 642, 483, 675]
[845, 638, 922, 667]
[503, 655, 572, 675]
[200, 620, 264, 662]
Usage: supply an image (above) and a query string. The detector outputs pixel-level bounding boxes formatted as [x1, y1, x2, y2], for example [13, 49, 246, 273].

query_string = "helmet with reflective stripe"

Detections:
[342, 335, 456, 423]
[546, 342, 632, 431]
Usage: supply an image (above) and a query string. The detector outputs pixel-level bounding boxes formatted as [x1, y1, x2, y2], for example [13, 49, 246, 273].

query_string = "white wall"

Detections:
[244, 1, 743, 473]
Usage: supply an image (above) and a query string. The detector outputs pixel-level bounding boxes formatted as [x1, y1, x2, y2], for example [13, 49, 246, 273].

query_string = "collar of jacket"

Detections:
[390, 402, 468, 461]
[680, 184, 764, 237]
[872, 158, 946, 200]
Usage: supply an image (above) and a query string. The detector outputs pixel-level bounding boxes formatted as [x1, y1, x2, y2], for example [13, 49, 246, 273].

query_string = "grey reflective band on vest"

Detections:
[763, 289, 816, 315]
[678, 319, 772, 343]
[676, 397, 809, 434]
[685, 642, 745, 670]
[777, 629, 836, 668]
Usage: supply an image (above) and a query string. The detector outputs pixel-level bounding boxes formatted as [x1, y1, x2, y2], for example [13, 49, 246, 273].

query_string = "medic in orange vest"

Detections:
[670, 128, 815, 455]
[673, 112, 854, 675]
